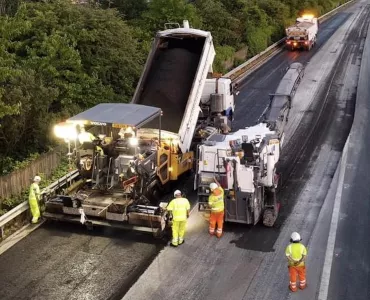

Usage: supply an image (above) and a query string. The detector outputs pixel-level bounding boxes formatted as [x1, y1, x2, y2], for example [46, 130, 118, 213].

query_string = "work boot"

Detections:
[299, 284, 307, 290]
[170, 243, 178, 247]
[289, 286, 297, 292]
[31, 218, 39, 224]
[178, 240, 185, 245]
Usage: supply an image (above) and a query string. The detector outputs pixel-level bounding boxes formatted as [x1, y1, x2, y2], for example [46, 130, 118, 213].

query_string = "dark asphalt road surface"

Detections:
[0, 222, 165, 300]
[329, 95, 370, 300]
[234, 9, 351, 130]
[0, 5, 360, 300]
[327, 4, 370, 300]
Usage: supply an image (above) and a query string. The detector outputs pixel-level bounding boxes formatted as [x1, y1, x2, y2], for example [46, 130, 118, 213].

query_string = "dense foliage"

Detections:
[0, 0, 349, 174]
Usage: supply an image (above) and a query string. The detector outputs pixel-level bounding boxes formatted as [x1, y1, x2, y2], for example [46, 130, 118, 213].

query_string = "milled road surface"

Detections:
[324, 7, 370, 300]
[0, 3, 363, 300]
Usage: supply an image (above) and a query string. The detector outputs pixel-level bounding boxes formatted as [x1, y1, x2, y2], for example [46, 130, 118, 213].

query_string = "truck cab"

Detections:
[286, 14, 318, 51]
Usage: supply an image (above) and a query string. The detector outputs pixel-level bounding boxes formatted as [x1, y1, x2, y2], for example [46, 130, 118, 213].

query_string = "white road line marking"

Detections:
[317, 140, 348, 300]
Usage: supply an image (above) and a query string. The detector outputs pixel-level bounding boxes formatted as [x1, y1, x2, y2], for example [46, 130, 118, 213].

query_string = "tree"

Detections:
[243, 5, 273, 55]
[140, 0, 202, 34]
[0, 0, 144, 168]
[195, 0, 241, 47]
[99, 0, 148, 21]
[14, 1, 144, 101]
[0, 0, 21, 16]
[258, 0, 290, 40]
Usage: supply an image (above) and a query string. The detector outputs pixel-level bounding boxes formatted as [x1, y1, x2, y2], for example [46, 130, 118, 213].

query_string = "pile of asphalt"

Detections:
[139, 47, 201, 133]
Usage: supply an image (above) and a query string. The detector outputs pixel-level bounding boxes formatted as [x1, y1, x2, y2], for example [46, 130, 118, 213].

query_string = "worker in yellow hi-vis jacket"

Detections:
[167, 190, 190, 247]
[29, 176, 41, 224]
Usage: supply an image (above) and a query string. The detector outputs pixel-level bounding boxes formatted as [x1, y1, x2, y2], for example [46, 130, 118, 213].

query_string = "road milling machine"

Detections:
[43, 20, 235, 236]
[196, 62, 304, 227]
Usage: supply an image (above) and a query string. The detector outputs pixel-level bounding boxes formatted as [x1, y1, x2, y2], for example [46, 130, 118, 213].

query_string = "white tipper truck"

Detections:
[285, 14, 318, 51]
[132, 20, 235, 154]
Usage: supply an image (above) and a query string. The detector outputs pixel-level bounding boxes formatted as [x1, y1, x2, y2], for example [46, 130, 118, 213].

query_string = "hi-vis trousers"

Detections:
[288, 265, 306, 291]
[171, 220, 187, 246]
[29, 198, 40, 223]
[209, 211, 224, 238]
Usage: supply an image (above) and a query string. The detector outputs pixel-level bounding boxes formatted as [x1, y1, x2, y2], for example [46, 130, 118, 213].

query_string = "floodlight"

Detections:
[54, 122, 77, 140]
[129, 137, 139, 146]
[301, 14, 314, 19]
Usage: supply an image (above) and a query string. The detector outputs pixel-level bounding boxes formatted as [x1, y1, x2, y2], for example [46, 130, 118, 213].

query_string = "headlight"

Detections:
[54, 122, 77, 140]
[129, 137, 138, 146]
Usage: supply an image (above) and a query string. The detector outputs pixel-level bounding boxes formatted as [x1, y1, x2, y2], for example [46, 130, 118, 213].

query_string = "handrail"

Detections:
[0, 169, 79, 237]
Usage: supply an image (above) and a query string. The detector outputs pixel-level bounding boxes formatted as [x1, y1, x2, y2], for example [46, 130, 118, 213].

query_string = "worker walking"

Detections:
[285, 232, 308, 292]
[208, 177, 225, 238]
[29, 176, 42, 224]
[167, 190, 190, 247]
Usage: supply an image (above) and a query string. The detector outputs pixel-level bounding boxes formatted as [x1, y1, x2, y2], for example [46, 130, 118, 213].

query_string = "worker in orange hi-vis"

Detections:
[208, 177, 225, 238]
[285, 232, 308, 292]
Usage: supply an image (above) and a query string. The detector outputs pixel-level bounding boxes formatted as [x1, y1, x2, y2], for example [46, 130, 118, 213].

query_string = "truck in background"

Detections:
[285, 14, 318, 51]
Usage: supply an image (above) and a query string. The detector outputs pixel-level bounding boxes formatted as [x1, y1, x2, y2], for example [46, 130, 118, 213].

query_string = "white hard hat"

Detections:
[209, 182, 218, 191]
[33, 176, 41, 182]
[174, 190, 182, 197]
[291, 232, 301, 242]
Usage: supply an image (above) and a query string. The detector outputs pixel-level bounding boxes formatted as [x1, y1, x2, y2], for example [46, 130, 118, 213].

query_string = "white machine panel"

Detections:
[237, 166, 255, 193]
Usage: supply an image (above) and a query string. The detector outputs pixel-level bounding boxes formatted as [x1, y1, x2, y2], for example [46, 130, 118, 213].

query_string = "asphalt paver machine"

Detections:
[44, 103, 193, 236]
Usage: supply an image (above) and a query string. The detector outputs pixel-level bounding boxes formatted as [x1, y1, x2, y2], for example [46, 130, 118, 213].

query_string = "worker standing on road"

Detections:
[29, 176, 42, 224]
[167, 190, 190, 247]
[285, 232, 308, 292]
[208, 177, 225, 238]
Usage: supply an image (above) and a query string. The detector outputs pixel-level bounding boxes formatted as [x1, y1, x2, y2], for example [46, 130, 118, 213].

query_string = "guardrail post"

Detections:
[0, 226, 4, 239]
